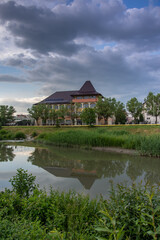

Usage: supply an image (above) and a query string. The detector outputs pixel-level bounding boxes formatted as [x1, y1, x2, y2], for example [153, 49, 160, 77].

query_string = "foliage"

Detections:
[81, 108, 96, 126]
[2, 170, 160, 239]
[114, 101, 126, 124]
[0, 105, 16, 126]
[41, 105, 50, 125]
[57, 105, 68, 124]
[27, 104, 44, 125]
[31, 131, 38, 137]
[49, 108, 58, 125]
[126, 97, 143, 123]
[9, 168, 37, 198]
[96, 184, 160, 240]
[14, 131, 26, 139]
[66, 103, 81, 125]
[0, 129, 14, 140]
[96, 97, 116, 124]
[36, 128, 160, 157]
[144, 92, 160, 124]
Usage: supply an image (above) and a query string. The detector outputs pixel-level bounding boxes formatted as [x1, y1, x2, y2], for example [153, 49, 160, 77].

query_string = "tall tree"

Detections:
[27, 104, 44, 125]
[144, 92, 160, 124]
[114, 101, 127, 124]
[49, 109, 58, 125]
[81, 108, 96, 126]
[0, 105, 16, 126]
[41, 105, 50, 125]
[67, 103, 81, 125]
[96, 97, 116, 124]
[126, 98, 143, 123]
[57, 105, 68, 124]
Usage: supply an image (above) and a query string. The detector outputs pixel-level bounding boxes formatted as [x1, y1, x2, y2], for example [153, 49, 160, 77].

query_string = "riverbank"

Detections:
[1, 169, 160, 240]
[2, 125, 160, 157]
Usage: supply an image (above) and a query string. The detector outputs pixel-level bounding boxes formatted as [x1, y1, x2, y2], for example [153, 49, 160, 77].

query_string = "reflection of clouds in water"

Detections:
[13, 146, 35, 156]
[1, 145, 160, 198]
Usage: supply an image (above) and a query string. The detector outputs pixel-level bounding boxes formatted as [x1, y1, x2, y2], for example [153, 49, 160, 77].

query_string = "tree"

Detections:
[67, 103, 81, 125]
[96, 97, 116, 124]
[126, 98, 143, 123]
[57, 105, 68, 124]
[81, 108, 96, 126]
[0, 105, 16, 126]
[27, 104, 44, 125]
[41, 105, 50, 125]
[49, 109, 58, 125]
[114, 101, 127, 124]
[144, 92, 160, 124]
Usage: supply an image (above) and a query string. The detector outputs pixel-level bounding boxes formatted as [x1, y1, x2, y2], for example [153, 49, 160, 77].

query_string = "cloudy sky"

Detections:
[0, 0, 160, 114]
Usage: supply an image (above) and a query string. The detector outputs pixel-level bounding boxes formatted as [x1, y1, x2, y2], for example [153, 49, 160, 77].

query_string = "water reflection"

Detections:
[0, 144, 15, 162]
[0, 144, 160, 197]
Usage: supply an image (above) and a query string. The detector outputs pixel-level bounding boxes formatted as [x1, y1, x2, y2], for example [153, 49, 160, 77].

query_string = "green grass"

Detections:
[2, 125, 160, 156]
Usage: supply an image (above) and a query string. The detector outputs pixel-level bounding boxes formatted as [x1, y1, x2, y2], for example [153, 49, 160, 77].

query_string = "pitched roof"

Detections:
[72, 80, 101, 96]
[38, 81, 101, 104]
[39, 90, 78, 104]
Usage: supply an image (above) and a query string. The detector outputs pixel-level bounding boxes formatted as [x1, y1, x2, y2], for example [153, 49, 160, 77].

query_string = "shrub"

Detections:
[31, 131, 38, 138]
[9, 168, 38, 198]
[14, 131, 26, 139]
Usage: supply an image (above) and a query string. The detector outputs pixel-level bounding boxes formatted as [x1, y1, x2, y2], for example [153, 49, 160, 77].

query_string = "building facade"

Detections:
[37, 81, 103, 125]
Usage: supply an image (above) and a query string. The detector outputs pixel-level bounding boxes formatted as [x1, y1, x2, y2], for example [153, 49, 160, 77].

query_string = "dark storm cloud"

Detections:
[0, 74, 26, 82]
[2, 54, 37, 68]
[0, 0, 160, 55]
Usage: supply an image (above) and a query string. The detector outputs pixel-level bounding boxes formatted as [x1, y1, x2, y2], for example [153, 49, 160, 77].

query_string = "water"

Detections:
[0, 144, 160, 198]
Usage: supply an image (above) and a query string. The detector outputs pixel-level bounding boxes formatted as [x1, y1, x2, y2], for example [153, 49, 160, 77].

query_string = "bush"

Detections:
[31, 131, 38, 138]
[9, 168, 38, 198]
[14, 132, 26, 139]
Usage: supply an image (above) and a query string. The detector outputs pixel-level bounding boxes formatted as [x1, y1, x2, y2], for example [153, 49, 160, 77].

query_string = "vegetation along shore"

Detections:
[1, 168, 160, 240]
[1, 125, 160, 157]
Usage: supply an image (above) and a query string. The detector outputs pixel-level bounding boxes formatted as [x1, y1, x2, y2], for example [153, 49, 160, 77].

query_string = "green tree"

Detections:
[144, 92, 160, 124]
[49, 109, 58, 125]
[126, 98, 143, 123]
[0, 105, 16, 126]
[27, 104, 43, 125]
[114, 101, 126, 124]
[57, 105, 68, 124]
[80, 108, 96, 126]
[41, 105, 50, 125]
[67, 103, 81, 125]
[96, 97, 116, 124]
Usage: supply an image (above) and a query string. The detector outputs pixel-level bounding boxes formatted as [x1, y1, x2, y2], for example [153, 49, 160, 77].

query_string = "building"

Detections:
[37, 80, 103, 125]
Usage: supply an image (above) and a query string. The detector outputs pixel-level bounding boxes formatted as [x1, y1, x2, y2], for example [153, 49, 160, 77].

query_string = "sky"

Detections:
[0, 0, 160, 114]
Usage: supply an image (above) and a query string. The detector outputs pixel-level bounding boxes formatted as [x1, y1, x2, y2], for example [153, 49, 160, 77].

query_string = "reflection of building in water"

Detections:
[43, 167, 98, 189]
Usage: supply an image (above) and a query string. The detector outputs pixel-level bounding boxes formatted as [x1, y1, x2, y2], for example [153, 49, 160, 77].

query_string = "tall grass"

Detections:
[37, 128, 160, 157]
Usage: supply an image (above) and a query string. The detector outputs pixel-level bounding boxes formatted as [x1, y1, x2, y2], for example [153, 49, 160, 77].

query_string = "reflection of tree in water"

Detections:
[28, 147, 127, 179]
[27, 146, 160, 187]
[0, 144, 15, 162]
[126, 159, 144, 181]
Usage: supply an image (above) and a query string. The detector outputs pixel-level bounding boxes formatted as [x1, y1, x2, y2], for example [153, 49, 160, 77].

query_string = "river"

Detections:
[0, 144, 159, 198]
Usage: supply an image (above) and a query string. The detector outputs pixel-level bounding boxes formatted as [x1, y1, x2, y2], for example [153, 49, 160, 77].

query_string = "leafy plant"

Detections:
[9, 168, 38, 198]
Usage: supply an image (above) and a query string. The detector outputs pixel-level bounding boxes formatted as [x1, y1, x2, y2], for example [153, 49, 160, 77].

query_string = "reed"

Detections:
[37, 128, 160, 157]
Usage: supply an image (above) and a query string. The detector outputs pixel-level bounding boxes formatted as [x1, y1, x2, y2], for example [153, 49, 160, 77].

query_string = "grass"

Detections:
[2, 125, 160, 156]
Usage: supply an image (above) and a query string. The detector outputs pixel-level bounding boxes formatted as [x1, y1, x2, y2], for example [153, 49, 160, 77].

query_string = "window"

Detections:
[90, 103, 96, 108]
[83, 103, 89, 108]
[54, 105, 59, 110]
[77, 96, 83, 99]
